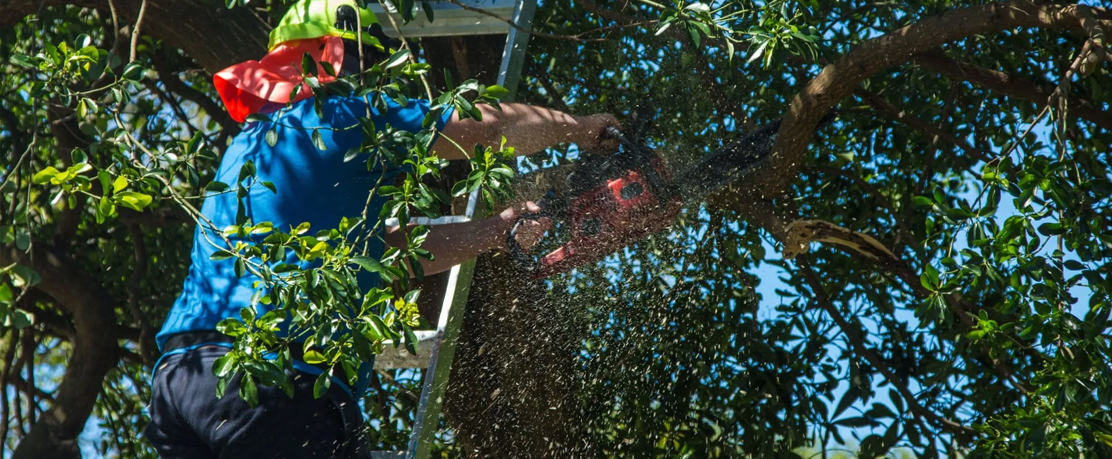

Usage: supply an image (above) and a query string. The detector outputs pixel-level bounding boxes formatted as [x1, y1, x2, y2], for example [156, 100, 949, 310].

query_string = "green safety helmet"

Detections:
[268, 0, 386, 51]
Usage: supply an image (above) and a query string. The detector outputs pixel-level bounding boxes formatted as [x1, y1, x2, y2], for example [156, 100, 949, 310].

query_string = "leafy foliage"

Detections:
[1, 0, 1112, 458]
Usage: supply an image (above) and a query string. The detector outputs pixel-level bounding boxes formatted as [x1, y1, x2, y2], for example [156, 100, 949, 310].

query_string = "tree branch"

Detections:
[796, 258, 976, 439]
[4, 247, 120, 459]
[149, 51, 239, 135]
[118, 206, 192, 227]
[913, 49, 1112, 131]
[759, 1, 1110, 199]
[2, 0, 270, 74]
[0, 329, 18, 457]
[855, 88, 991, 163]
[127, 224, 158, 366]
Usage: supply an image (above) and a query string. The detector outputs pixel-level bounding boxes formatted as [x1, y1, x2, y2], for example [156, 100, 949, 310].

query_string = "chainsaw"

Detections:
[506, 117, 789, 279]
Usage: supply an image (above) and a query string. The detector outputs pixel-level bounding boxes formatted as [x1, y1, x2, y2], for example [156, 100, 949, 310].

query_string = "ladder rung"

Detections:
[369, 451, 406, 459]
[372, 330, 439, 370]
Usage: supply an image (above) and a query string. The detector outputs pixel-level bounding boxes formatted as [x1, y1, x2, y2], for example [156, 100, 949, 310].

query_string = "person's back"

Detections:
[143, 2, 619, 457]
[158, 95, 442, 356]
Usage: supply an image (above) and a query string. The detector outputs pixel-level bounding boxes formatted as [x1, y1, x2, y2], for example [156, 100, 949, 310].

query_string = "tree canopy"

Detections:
[1, 1, 1111, 458]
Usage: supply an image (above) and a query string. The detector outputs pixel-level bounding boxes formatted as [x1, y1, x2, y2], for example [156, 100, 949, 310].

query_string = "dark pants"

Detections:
[144, 345, 370, 459]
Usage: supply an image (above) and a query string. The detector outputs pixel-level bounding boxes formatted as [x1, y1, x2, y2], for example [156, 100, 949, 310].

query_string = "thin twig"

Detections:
[376, 0, 433, 101]
[129, 0, 148, 63]
[796, 258, 976, 439]
[107, 0, 121, 58]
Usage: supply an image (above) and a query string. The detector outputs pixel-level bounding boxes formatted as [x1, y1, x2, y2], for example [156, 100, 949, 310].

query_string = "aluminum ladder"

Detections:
[369, 1, 536, 458]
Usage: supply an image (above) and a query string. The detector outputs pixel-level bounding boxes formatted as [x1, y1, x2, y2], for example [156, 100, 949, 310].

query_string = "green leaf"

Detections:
[920, 265, 940, 291]
[97, 170, 111, 192]
[210, 250, 235, 261]
[205, 181, 230, 193]
[384, 49, 411, 70]
[216, 318, 246, 337]
[272, 263, 298, 273]
[6, 309, 33, 330]
[265, 127, 278, 147]
[831, 387, 860, 419]
[114, 191, 153, 211]
[311, 129, 326, 151]
[244, 114, 270, 124]
[32, 167, 61, 185]
[10, 54, 36, 69]
[351, 256, 383, 274]
[238, 160, 256, 183]
[313, 372, 332, 399]
[368, 314, 389, 341]
[403, 324, 418, 355]
[1037, 222, 1066, 235]
[684, 2, 711, 13]
[747, 39, 770, 65]
[121, 61, 144, 81]
[301, 52, 317, 77]
[112, 175, 129, 193]
[0, 285, 11, 304]
[422, 1, 435, 21]
[303, 349, 327, 365]
[216, 376, 228, 398]
[10, 265, 40, 288]
[212, 354, 238, 377]
[240, 374, 259, 407]
[483, 85, 510, 99]
[655, 21, 674, 36]
[343, 147, 362, 163]
[96, 196, 117, 224]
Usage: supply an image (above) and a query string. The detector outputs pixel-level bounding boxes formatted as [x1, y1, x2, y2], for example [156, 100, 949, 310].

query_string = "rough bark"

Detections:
[4, 247, 119, 459]
[0, 0, 269, 73]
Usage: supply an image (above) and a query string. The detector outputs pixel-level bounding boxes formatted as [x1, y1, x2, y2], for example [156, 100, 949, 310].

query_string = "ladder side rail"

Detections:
[406, 2, 536, 458]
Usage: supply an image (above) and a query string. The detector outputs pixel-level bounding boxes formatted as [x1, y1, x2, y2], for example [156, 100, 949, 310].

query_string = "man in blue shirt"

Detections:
[144, 1, 619, 458]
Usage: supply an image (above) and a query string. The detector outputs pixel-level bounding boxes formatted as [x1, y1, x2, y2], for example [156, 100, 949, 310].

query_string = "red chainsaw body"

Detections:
[536, 160, 683, 278]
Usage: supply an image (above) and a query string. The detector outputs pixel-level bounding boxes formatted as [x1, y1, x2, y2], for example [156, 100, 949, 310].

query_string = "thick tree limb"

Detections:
[758, 1, 1110, 199]
[1, 0, 270, 74]
[913, 50, 1112, 132]
[4, 247, 120, 459]
[149, 51, 240, 135]
[118, 206, 192, 227]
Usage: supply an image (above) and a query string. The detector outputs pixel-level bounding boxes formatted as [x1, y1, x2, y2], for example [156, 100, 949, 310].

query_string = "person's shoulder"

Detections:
[277, 95, 370, 125]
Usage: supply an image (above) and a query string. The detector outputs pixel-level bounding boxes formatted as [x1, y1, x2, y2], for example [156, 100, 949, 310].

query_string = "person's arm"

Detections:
[384, 201, 549, 276]
[430, 103, 620, 160]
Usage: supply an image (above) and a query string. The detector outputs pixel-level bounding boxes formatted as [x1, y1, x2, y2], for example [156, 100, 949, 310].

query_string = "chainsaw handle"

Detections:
[506, 211, 546, 274]
[505, 191, 561, 274]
